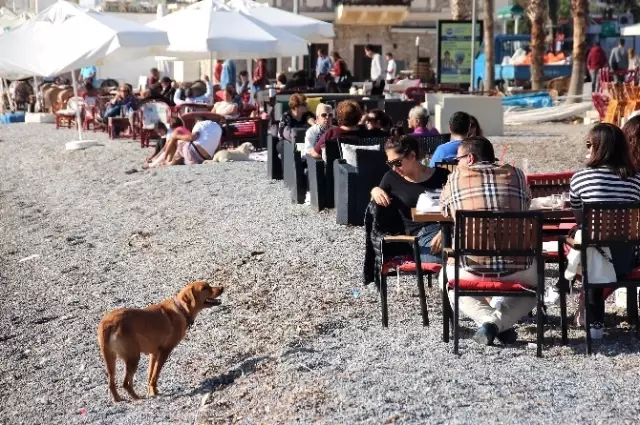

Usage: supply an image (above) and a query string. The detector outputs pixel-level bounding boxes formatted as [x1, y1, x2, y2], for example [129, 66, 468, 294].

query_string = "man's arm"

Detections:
[173, 130, 197, 142]
[204, 78, 213, 101]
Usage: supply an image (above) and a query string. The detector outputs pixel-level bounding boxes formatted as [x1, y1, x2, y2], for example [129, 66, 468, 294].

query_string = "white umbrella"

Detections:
[148, 0, 308, 60]
[0, 0, 169, 147]
[225, 0, 334, 43]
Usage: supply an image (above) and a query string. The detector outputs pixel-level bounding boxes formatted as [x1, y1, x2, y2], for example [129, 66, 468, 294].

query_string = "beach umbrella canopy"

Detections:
[0, 0, 169, 78]
[225, 0, 334, 43]
[147, 0, 309, 60]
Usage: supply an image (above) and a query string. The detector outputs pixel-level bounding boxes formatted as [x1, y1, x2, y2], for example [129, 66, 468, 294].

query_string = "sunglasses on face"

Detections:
[320, 112, 333, 118]
[386, 157, 404, 168]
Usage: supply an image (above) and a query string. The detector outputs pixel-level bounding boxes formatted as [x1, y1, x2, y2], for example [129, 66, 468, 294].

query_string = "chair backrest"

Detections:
[435, 160, 458, 173]
[354, 149, 388, 184]
[67, 96, 84, 112]
[527, 172, 573, 198]
[384, 100, 418, 128]
[455, 210, 543, 257]
[176, 102, 212, 116]
[180, 112, 226, 131]
[140, 100, 171, 128]
[582, 202, 640, 247]
[414, 133, 451, 158]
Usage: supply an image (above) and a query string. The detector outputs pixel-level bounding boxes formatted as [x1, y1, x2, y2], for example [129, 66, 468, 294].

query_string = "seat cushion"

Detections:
[448, 280, 529, 291]
[623, 266, 640, 280]
[382, 257, 442, 276]
[232, 122, 256, 135]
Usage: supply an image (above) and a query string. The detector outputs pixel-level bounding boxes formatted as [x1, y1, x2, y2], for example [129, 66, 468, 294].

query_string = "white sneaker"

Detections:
[590, 322, 604, 340]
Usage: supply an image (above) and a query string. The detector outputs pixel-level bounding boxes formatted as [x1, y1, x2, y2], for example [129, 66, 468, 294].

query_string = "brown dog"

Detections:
[97, 281, 223, 402]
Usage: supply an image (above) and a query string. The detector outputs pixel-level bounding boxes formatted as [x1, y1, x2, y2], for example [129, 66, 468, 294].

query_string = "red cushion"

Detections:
[448, 280, 528, 291]
[382, 257, 442, 276]
[231, 122, 256, 135]
[623, 266, 640, 280]
[526, 172, 574, 183]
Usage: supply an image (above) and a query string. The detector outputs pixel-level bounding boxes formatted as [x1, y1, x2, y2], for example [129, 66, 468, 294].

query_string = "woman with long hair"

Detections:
[370, 135, 450, 263]
[570, 123, 640, 339]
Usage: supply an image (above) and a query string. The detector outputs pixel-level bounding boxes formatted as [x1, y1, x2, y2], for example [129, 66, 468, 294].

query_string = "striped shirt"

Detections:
[440, 163, 532, 275]
[570, 167, 640, 210]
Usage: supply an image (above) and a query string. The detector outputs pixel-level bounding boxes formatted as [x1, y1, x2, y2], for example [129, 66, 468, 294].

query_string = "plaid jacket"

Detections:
[440, 163, 532, 275]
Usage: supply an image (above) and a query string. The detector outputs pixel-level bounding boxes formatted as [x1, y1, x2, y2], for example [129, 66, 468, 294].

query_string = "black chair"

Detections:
[434, 160, 458, 173]
[334, 146, 388, 226]
[266, 134, 282, 180]
[442, 211, 545, 357]
[384, 99, 418, 129]
[414, 133, 451, 159]
[558, 202, 640, 355]
[308, 136, 386, 212]
[282, 129, 307, 204]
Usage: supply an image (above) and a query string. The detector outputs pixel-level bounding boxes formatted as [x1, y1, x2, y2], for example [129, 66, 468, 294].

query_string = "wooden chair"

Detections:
[174, 102, 212, 116]
[591, 92, 610, 122]
[54, 96, 83, 129]
[526, 172, 573, 198]
[603, 83, 627, 125]
[135, 99, 172, 148]
[442, 211, 545, 357]
[558, 202, 640, 355]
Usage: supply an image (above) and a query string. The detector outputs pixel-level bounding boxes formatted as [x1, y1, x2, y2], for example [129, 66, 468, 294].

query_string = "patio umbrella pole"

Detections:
[33, 76, 41, 112]
[70, 71, 83, 141]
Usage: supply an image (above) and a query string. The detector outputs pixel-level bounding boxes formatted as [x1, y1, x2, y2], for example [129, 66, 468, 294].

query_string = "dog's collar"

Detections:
[173, 298, 194, 328]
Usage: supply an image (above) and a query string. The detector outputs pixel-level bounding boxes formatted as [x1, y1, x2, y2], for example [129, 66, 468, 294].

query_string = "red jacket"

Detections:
[587, 46, 607, 71]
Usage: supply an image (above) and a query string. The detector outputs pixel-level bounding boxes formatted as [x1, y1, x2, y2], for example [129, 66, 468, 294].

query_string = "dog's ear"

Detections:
[180, 286, 197, 309]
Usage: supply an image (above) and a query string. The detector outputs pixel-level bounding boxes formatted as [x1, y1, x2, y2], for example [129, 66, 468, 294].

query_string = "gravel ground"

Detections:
[1, 122, 639, 425]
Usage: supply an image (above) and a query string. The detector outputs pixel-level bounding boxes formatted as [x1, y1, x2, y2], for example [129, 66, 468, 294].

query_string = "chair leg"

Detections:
[627, 285, 638, 328]
[584, 289, 593, 355]
[559, 284, 568, 345]
[442, 284, 450, 343]
[453, 291, 459, 355]
[427, 273, 432, 289]
[536, 293, 544, 358]
[380, 274, 388, 327]
[413, 243, 428, 327]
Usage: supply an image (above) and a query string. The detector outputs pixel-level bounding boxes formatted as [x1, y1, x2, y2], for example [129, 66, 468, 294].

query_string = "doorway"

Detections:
[353, 44, 381, 81]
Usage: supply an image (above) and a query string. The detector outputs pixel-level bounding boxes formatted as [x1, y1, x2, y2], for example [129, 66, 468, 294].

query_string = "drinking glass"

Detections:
[551, 194, 562, 210]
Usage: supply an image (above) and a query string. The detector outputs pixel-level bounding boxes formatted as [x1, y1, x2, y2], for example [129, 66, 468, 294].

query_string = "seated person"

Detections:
[147, 67, 160, 87]
[304, 103, 333, 155]
[370, 135, 450, 263]
[570, 123, 640, 337]
[276, 93, 315, 156]
[141, 83, 168, 103]
[150, 119, 222, 167]
[439, 136, 533, 346]
[211, 86, 240, 118]
[236, 70, 250, 96]
[144, 117, 190, 168]
[275, 73, 287, 90]
[429, 111, 481, 167]
[159, 77, 176, 106]
[174, 75, 213, 105]
[409, 106, 439, 136]
[310, 100, 376, 157]
[362, 108, 392, 134]
[100, 84, 138, 133]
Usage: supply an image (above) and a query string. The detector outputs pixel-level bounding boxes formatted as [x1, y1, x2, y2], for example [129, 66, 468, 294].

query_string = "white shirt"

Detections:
[386, 59, 397, 81]
[371, 53, 384, 82]
[192, 120, 222, 157]
[174, 80, 213, 105]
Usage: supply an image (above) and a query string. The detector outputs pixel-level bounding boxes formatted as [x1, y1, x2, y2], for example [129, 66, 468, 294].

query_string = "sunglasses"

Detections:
[320, 113, 333, 118]
[386, 157, 404, 168]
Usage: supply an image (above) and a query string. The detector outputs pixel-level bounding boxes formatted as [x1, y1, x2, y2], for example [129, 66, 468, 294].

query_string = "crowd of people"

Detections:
[369, 116, 640, 346]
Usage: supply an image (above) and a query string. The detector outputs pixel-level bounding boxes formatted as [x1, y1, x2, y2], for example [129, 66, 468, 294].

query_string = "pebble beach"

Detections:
[1, 122, 640, 425]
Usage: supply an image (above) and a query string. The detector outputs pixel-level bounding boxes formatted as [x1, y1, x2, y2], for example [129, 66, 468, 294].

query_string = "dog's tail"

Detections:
[97, 321, 118, 390]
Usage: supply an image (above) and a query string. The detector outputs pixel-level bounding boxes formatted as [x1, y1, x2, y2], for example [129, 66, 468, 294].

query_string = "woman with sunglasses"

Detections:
[363, 109, 392, 134]
[304, 103, 333, 154]
[570, 123, 640, 339]
[371, 135, 450, 263]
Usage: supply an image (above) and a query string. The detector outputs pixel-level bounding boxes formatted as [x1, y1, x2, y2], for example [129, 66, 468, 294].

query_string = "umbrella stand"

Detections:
[71, 71, 82, 141]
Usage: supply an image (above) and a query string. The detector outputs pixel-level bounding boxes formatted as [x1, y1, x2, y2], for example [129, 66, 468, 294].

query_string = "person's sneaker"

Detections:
[590, 322, 604, 340]
[473, 322, 499, 346]
[497, 327, 518, 345]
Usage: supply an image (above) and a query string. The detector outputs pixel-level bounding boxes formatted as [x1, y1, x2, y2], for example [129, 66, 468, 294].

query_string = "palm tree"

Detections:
[482, 0, 494, 92]
[527, 0, 546, 90]
[567, 0, 588, 103]
[451, 0, 472, 20]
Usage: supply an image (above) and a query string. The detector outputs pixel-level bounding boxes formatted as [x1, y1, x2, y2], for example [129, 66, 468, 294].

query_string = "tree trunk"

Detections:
[527, 0, 546, 90]
[451, 0, 472, 20]
[567, 0, 588, 103]
[483, 0, 494, 92]
[548, 0, 559, 51]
